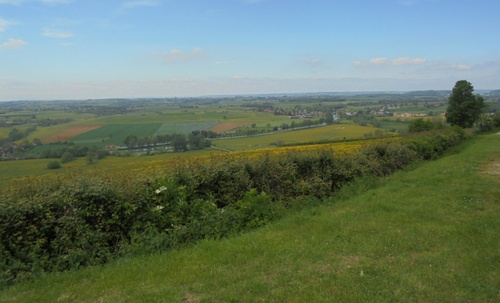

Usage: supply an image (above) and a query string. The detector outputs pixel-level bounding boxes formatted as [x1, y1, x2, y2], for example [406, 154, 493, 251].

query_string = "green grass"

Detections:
[0, 157, 89, 185]
[2, 133, 498, 302]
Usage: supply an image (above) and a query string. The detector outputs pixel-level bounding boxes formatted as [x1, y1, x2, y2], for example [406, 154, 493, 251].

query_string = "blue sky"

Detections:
[0, 0, 499, 100]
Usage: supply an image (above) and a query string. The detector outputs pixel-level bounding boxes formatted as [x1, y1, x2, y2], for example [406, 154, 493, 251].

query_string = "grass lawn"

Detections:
[1, 132, 498, 301]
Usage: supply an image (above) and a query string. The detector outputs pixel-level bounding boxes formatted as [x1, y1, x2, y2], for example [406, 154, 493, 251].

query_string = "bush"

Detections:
[47, 161, 61, 169]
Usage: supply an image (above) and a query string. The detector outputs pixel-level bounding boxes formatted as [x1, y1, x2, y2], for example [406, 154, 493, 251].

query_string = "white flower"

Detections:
[155, 205, 164, 211]
[155, 186, 167, 194]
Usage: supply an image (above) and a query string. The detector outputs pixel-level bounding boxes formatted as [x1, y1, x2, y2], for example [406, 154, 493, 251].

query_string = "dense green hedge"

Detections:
[0, 127, 472, 287]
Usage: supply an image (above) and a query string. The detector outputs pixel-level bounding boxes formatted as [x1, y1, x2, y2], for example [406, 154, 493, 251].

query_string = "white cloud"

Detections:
[153, 48, 206, 64]
[304, 58, 325, 68]
[371, 57, 389, 65]
[42, 28, 74, 38]
[115, 0, 162, 14]
[0, 18, 12, 32]
[0, 38, 27, 50]
[354, 56, 426, 67]
[417, 61, 471, 72]
[392, 57, 427, 65]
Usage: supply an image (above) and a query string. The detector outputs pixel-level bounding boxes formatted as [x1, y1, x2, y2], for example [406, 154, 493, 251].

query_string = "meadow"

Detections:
[1, 130, 497, 302]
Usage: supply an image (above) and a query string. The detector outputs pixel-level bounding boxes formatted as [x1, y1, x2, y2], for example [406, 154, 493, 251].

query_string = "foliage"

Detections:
[408, 118, 434, 133]
[0, 128, 473, 286]
[446, 80, 485, 128]
[475, 113, 499, 132]
[46, 161, 61, 169]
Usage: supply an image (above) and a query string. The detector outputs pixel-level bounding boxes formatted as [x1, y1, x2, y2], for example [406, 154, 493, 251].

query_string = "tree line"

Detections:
[124, 132, 212, 152]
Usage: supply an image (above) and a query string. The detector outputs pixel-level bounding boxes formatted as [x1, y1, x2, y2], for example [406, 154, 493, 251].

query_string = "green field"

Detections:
[71, 124, 161, 146]
[67, 122, 220, 147]
[214, 124, 382, 150]
[1, 132, 498, 302]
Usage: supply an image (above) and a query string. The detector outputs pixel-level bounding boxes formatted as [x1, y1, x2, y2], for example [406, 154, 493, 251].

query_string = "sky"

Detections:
[0, 0, 499, 101]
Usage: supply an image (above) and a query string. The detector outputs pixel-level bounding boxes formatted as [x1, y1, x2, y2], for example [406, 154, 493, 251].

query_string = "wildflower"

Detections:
[155, 205, 164, 211]
[155, 186, 167, 194]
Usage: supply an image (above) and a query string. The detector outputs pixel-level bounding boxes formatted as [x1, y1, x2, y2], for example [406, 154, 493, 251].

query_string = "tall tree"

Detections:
[446, 80, 485, 128]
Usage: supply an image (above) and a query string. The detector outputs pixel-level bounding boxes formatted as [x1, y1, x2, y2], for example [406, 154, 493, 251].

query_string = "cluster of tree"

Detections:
[274, 116, 333, 130]
[39, 143, 108, 162]
[0, 115, 72, 128]
[0, 127, 40, 159]
[446, 80, 485, 128]
[45, 145, 108, 169]
[441, 80, 500, 132]
[37, 118, 73, 127]
[73, 105, 133, 116]
[6, 127, 36, 142]
[0, 140, 37, 160]
[124, 132, 212, 152]
[408, 118, 444, 133]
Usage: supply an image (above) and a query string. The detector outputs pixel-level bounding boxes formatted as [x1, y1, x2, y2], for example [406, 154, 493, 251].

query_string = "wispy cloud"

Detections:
[42, 28, 74, 38]
[117, 0, 161, 13]
[0, 18, 13, 32]
[0, 38, 27, 50]
[392, 57, 426, 65]
[153, 48, 206, 64]
[354, 56, 426, 67]
[303, 58, 326, 68]
[423, 62, 471, 71]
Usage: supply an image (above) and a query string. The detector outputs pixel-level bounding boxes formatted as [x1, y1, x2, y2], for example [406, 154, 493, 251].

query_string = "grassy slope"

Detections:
[1, 133, 499, 302]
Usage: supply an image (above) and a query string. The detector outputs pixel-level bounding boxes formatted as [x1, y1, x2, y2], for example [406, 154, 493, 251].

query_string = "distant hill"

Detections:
[403, 90, 450, 97]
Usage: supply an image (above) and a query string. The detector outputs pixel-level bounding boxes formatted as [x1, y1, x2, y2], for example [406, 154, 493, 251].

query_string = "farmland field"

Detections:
[209, 122, 250, 133]
[70, 124, 161, 147]
[66, 121, 221, 147]
[213, 124, 383, 150]
[41, 125, 102, 143]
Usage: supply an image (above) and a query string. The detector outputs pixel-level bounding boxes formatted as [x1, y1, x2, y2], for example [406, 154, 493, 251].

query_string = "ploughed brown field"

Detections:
[41, 125, 102, 143]
[208, 122, 250, 133]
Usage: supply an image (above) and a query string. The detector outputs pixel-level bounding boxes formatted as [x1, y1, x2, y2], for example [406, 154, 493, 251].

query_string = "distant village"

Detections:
[269, 104, 445, 120]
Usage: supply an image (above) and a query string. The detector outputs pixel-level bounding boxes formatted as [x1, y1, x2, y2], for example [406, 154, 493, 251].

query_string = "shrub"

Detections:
[46, 161, 61, 169]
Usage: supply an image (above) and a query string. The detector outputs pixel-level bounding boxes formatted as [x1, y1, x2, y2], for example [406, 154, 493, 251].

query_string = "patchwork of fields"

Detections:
[45, 121, 220, 147]
[41, 125, 102, 143]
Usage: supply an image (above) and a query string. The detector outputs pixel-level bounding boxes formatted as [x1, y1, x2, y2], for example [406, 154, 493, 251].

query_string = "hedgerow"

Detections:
[0, 127, 473, 287]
